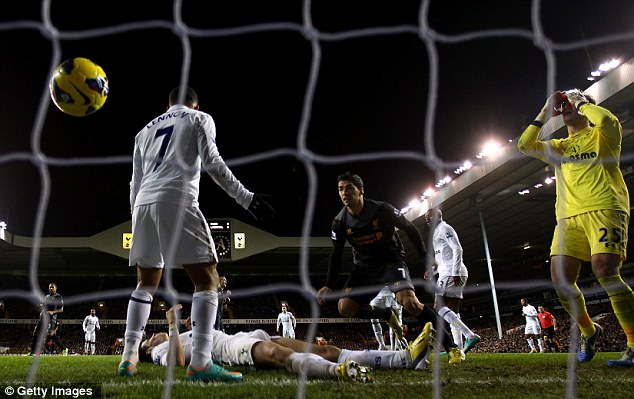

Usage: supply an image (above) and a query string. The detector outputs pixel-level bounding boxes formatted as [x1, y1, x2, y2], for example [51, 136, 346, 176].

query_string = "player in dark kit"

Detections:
[30, 283, 69, 356]
[317, 172, 464, 365]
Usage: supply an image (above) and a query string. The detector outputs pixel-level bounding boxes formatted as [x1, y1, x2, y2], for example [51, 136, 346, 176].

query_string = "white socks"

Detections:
[189, 290, 218, 369]
[371, 319, 386, 347]
[338, 349, 409, 369]
[286, 352, 336, 378]
[438, 306, 476, 340]
[122, 289, 153, 364]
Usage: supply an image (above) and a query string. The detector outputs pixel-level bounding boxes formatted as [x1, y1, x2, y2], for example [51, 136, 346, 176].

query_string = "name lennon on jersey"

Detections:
[146, 110, 192, 129]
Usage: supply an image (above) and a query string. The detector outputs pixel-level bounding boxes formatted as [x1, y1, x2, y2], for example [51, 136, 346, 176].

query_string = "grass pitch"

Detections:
[0, 353, 633, 399]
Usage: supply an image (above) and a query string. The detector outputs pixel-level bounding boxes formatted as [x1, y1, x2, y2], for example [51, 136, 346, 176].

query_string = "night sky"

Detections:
[1, 0, 634, 238]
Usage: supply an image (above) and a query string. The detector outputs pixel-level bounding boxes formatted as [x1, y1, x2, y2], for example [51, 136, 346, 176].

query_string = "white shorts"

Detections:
[129, 203, 217, 268]
[370, 287, 398, 309]
[212, 329, 272, 367]
[435, 275, 466, 299]
[525, 321, 542, 335]
[282, 328, 295, 339]
[84, 331, 96, 342]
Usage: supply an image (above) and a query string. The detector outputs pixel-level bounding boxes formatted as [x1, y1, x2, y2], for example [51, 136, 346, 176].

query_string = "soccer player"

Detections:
[424, 208, 480, 353]
[214, 276, 231, 332]
[118, 86, 275, 381]
[521, 298, 544, 353]
[83, 308, 100, 355]
[537, 306, 561, 353]
[276, 303, 297, 339]
[316, 172, 464, 364]
[30, 283, 69, 356]
[518, 89, 634, 366]
[369, 286, 406, 350]
[140, 305, 434, 381]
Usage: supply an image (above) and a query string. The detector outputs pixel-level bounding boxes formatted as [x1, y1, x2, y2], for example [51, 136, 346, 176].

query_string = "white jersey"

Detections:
[431, 220, 468, 278]
[151, 331, 193, 366]
[151, 329, 271, 367]
[130, 105, 253, 210]
[277, 312, 296, 332]
[522, 304, 541, 334]
[83, 315, 100, 333]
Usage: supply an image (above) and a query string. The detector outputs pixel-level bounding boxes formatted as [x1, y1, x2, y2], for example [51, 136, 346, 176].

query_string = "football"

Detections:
[49, 57, 109, 117]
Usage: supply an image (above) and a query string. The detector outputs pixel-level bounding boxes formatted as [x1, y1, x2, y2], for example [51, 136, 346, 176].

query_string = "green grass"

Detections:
[0, 353, 633, 399]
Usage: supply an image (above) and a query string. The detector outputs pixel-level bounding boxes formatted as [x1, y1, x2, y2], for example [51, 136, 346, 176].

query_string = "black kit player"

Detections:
[30, 282, 69, 356]
[316, 172, 464, 365]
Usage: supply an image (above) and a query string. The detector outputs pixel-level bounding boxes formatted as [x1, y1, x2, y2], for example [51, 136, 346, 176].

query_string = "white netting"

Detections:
[2, 1, 634, 398]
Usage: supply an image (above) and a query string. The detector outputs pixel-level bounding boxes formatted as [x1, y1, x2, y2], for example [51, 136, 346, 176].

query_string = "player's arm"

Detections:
[129, 138, 143, 211]
[196, 115, 253, 210]
[164, 305, 186, 367]
[577, 101, 621, 143]
[384, 204, 426, 259]
[518, 92, 567, 162]
[291, 313, 296, 328]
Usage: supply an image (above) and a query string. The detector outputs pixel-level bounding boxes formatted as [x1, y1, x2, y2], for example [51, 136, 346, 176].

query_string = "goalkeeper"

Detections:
[518, 89, 634, 367]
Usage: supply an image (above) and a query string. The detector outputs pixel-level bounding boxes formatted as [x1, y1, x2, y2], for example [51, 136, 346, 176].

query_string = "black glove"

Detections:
[248, 193, 275, 223]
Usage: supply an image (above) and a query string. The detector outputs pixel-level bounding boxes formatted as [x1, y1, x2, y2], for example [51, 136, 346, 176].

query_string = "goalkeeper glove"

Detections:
[248, 193, 275, 223]
[564, 89, 589, 109]
[542, 91, 567, 116]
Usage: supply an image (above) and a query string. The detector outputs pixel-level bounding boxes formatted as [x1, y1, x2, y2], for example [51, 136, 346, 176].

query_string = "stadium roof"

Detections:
[1, 58, 634, 286]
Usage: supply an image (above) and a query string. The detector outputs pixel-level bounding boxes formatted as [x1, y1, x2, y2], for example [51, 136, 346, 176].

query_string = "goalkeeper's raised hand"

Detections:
[248, 193, 275, 223]
[542, 91, 567, 117]
[564, 89, 590, 109]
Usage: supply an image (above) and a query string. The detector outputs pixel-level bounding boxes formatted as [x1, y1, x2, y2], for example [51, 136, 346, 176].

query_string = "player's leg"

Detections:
[397, 289, 462, 363]
[371, 319, 387, 349]
[272, 337, 342, 361]
[182, 263, 220, 369]
[542, 334, 551, 352]
[338, 276, 398, 332]
[551, 254, 601, 360]
[30, 318, 46, 355]
[119, 203, 163, 375]
[119, 265, 162, 374]
[594, 254, 634, 366]
[537, 332, 545, 353]
[90, 332, 96, 355]
[526, 333, 536, 353]
[49, 329, 67, 354]
[182, 262, 241, 382]
[370, 290, 389, 349]
[271, 336, 415, 371]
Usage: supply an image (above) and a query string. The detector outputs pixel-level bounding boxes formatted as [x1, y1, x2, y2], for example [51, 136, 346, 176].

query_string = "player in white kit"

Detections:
[424, 208, 480, 353]
[521, 298, 545, 353]
[138, 305, 435, 381]
[118, 86, 274, 382]
[370, 287, 406, 350]
[82, 309, 100, 355]
[276, 304, 297, 338]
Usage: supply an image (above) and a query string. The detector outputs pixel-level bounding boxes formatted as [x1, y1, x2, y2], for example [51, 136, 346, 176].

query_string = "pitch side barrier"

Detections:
[0, 318, 395, 325]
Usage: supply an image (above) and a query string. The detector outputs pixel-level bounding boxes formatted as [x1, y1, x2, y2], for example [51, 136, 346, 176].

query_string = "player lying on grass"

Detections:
[139, 305, 434, 382]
